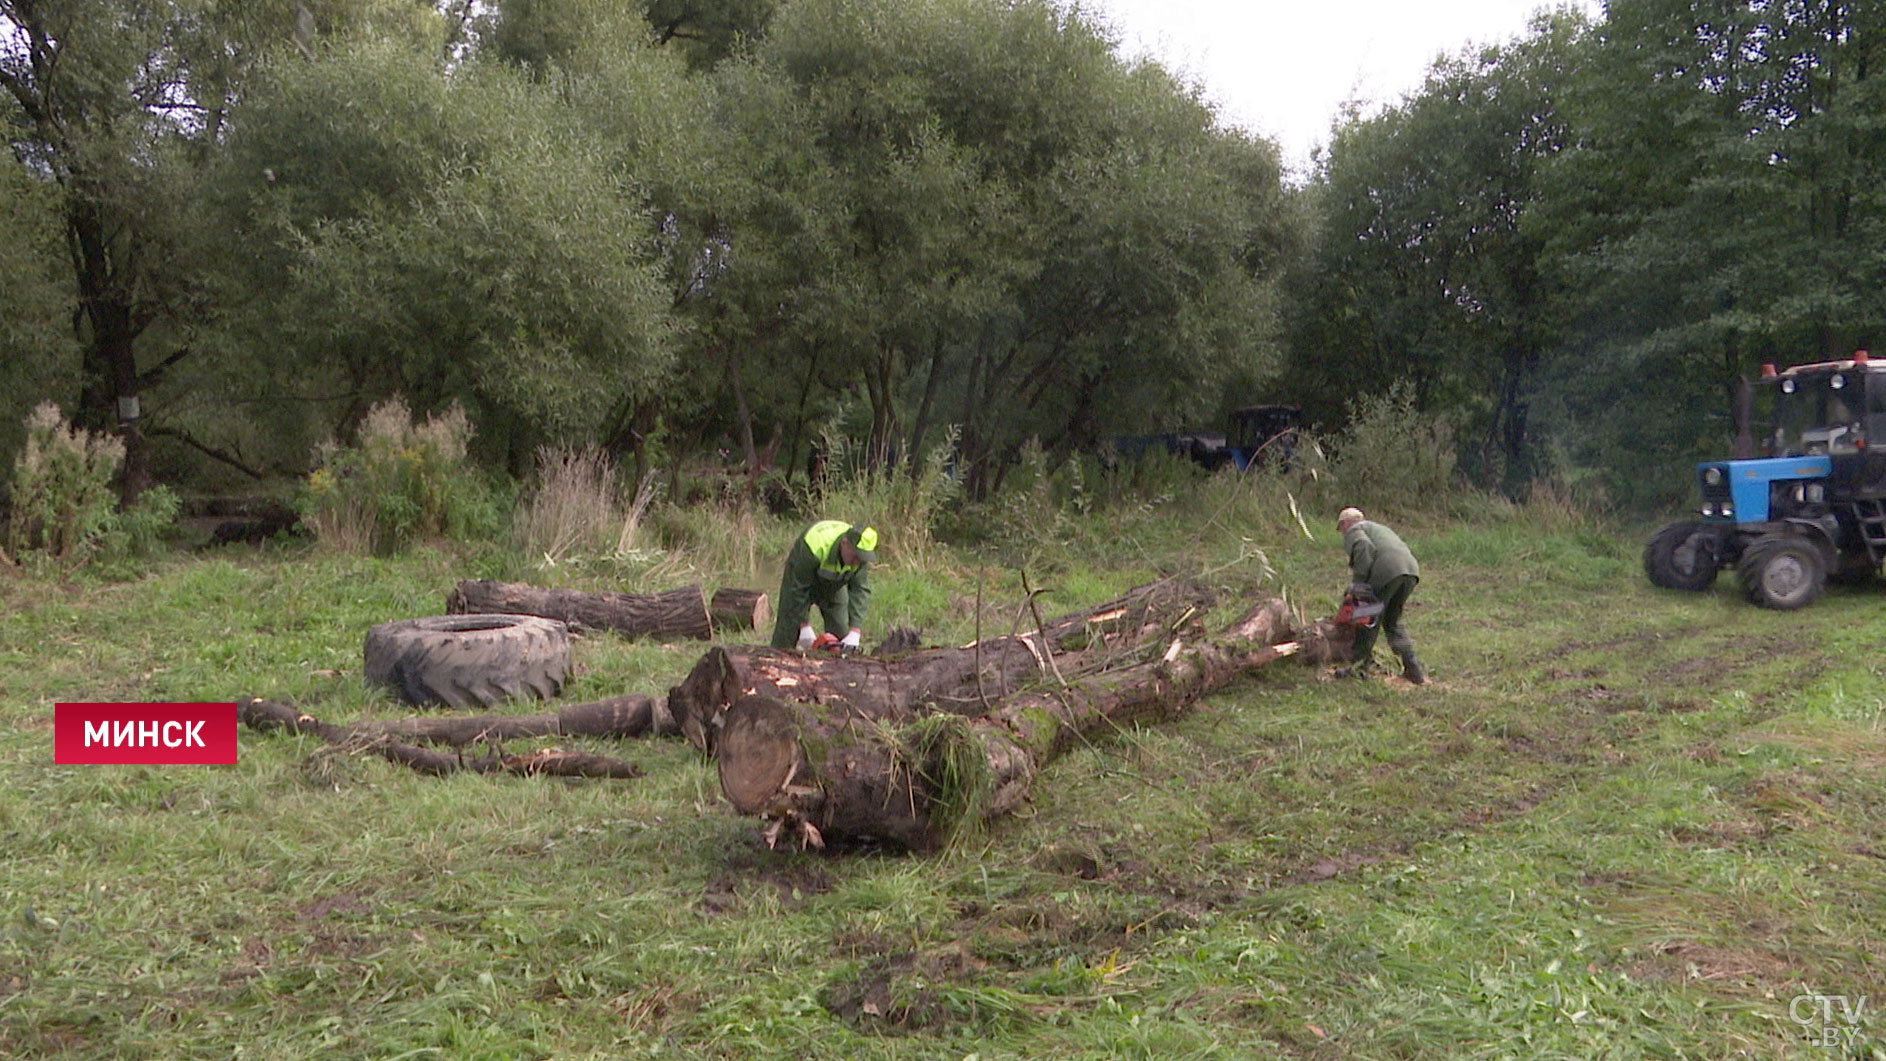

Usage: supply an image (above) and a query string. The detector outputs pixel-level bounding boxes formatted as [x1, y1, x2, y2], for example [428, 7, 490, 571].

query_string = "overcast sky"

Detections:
[1085, 0, 1601, 175]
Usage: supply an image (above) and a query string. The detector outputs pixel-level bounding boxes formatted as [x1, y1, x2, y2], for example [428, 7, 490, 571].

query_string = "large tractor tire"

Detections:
[364, 614, 571, 709]
[1737, 535, 1827, 610]
[1643, 520, 1721, 591]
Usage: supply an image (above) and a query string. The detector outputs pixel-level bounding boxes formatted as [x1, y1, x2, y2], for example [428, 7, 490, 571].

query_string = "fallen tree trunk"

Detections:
[713, 599, 1298, 851]
[445, 580, 716, 641]
[1295, 617, 1358, 665]
[708, 588, 772, 636]
[666, 578, 1219, 752]
[245, 694, 678, 746]
[238, 698, 645, 778]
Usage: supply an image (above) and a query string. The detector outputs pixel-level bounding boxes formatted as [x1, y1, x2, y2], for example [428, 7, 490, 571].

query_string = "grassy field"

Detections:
[3, 486, 1885, 1059]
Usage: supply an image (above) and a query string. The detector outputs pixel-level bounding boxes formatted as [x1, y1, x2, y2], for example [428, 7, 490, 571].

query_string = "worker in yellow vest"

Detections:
[770, 520, 879, 651]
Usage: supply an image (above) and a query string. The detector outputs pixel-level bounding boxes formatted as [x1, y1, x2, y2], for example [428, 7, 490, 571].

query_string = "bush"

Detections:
[5, 402, 126, 562]
[1323, 384, 1459, 513]
[298, 398, 504, 554]
[804, 427, 962, 573]
[2, 403, 180, 574]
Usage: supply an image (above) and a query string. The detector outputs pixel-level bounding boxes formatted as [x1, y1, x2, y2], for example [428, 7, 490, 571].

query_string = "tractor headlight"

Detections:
[1794, 483, 1808, 504]
[1807, 483, 1826, 503]
[1703, 467, 1724, 487]
[1782, 379, 1798, 394]
[1832, 373, 1848, 390]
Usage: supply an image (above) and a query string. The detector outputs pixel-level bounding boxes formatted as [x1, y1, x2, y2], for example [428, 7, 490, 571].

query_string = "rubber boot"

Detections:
[1396, 646, 1427, 685]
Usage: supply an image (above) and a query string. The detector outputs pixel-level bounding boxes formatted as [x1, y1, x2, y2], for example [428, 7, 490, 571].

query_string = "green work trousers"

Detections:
[1351, 573, 1418, 668]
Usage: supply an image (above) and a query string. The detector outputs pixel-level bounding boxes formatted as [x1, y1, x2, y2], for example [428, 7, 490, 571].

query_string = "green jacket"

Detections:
[769, 521, 872, 648]
[1344, 520, 1419, 594]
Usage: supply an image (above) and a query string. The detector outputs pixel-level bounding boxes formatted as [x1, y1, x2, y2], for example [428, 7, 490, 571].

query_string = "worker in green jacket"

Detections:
[1337, 507, 1426, 683]
[770, 520, 879, 651]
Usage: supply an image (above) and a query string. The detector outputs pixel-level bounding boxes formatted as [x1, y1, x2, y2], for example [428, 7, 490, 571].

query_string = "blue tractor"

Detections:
[1645, 350, 1886, 609]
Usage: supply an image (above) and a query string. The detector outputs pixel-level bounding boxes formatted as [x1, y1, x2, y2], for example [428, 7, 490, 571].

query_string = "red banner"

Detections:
[54, 702, 239, 765]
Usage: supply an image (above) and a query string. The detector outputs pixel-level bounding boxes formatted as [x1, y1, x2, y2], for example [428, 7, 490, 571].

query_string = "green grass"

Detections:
[4, 494, 1886, 1059]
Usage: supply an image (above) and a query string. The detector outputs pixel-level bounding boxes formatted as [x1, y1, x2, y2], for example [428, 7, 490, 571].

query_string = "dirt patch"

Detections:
[1668, 818, 1771, 846]
[1287, 851, 1384, 885]
[823, 944, 991, 1031]
[1628, 939, 1801, 986]
[296, 892, 369, 922]
[1458, 783, 1553, 827]
[700, 857, 837, 916]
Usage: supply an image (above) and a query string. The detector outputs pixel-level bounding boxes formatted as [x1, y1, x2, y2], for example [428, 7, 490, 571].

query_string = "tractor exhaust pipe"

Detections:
[1733, 377, 1756, 459]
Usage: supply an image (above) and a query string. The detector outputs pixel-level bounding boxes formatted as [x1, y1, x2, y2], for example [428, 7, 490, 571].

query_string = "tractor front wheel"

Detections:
[1644, 520, 1721, 591]
[1737, 535, 1827, 610]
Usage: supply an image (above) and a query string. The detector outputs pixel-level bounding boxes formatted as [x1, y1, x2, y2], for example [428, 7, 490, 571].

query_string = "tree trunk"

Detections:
[241, 694, 677, 747]
[237, 698, 644, 778]
[708, 588, 772, 637]
[713, 599, 1300, 851]
[667, 578, 1221, 752]
[446, 581, 715, 641]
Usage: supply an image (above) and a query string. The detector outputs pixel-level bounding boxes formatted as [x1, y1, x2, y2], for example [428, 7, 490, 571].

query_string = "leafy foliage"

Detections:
[5, 404, 127, 561]
[297, 398, 503, 554]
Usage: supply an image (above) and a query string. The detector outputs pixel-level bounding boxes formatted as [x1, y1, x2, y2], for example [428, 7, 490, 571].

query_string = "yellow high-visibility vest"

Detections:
[803, 520, 860, 574]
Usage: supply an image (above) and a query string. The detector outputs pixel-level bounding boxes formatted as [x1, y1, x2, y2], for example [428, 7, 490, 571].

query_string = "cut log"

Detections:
[445, 580, 714, 641]
[248, 694, 678, 747]
[708, 588, 771, 636]
[1292, 617, 1358, 665]
[713, 598, 1299, 850]
[667, 577, 1220, 752]
[239, 697, 645, 778]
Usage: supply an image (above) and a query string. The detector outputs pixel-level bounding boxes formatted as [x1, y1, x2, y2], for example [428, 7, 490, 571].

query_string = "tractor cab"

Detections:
[1763, 356, 1886, 497]
[1647, 350, 1886, 610]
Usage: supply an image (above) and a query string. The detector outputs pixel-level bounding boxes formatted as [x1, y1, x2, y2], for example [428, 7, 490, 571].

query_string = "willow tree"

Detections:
[0, 0, 431, 498]
[685, 0, 1293, 491]
[211, 32, 686, 468]
[1286, 13, 1587, 494]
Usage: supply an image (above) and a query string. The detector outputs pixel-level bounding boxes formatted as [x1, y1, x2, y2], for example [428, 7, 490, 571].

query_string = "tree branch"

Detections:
[146, 425, 265, 480]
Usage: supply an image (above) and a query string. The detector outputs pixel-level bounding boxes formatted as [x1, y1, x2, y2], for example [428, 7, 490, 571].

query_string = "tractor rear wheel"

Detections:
[1643, 520, 1721, 591]
[1737, 535, 1827, 610]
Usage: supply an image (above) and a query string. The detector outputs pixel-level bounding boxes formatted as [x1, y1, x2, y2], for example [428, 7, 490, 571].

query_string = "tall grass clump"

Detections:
[807, 426, 962, 571]
[1322, 383, 1458, 514]
[513, 444, 622, 564]
[4, 402, 178, 571]
[298, 398, 503, 554]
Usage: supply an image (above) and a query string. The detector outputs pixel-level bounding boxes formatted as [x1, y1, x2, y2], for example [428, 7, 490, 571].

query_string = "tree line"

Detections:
[2, 0, 1880, 512]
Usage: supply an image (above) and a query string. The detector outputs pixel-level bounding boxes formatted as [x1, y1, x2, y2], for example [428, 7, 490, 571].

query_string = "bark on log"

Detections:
[708, 588, 771, 636]
[1294, 617, 1358, 665]
[666, 577, 1220, 753]
[272, 694, 679, 746]
[446, 580, 715, 641]
[713, 598, 1298, 850]
[238, 697, 645, 778]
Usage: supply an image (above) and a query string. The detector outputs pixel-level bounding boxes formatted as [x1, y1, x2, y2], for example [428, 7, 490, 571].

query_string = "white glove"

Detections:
[840, 628, 862, 650]
[796, 624, 816, 650]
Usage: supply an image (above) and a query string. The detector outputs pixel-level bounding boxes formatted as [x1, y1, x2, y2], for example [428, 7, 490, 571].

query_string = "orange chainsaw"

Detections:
[1335, 583, 1384, 627]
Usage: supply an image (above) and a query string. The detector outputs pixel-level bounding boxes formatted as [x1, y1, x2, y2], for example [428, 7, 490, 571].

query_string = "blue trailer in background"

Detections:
[1105, 404, 1302, 473]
